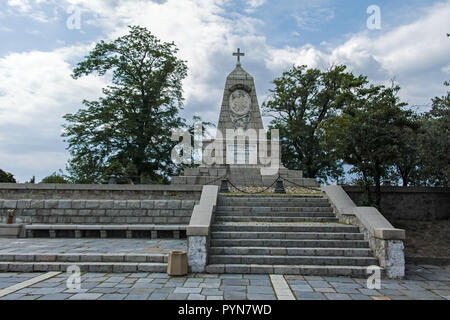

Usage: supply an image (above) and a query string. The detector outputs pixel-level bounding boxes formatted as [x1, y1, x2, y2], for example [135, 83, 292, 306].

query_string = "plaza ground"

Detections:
[0, 239, 448, 300]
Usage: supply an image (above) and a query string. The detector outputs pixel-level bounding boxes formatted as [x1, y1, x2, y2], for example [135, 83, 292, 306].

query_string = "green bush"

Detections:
[40, 172, 69, 184]
[0, 169, 16, 183]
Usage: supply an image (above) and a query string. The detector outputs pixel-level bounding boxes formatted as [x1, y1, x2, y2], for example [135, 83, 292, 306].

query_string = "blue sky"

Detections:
[0, 0, 449, 182]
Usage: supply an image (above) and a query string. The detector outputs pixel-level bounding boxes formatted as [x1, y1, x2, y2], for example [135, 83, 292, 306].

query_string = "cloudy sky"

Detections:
[0, 0, 449, 182]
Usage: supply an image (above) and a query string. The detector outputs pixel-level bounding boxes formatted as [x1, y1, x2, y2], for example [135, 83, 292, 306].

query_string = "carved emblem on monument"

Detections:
[229, 89, 251, 129]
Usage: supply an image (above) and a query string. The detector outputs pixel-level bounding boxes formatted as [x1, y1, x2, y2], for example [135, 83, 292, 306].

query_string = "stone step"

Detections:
[214, 216, 339, 223]
[210, 194, 379, 278]
[0, 253, 167, 263]
[214, 211, 336, 218]
[209, 255, 378, 266]
[216, 206, 333, 212]
[217, 200, 330, 206]
[211, 231, 365, 240]
[212, 224, 360, 233]
[0, 261, 167, 273]
[220, 195, 324, 199]
[210, 239, 370, 248]
[205, 264, 380, 277]
[209, 247, 373, 257]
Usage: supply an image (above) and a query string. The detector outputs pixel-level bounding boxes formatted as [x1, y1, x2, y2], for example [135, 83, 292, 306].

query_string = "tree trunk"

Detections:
[374, 166, 382, 207]
[402, 176, 408, 187]
[362, 172, 373, 205]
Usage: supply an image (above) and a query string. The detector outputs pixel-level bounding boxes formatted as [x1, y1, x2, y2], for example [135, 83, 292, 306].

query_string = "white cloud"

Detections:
[0, 25, 13, 32]
[0, 151, 68, 183]
[7, 0, 33, 13]
[7, 0, 58, 22]
[265, 1, 450, 106]
[245, 0, 266, 12]
[443, 63, 450, 75]
[0, 45, 108, 181]
[1, 0, 449, 181]
[247, 0, 266, 8]
[294, 6, 335, 31]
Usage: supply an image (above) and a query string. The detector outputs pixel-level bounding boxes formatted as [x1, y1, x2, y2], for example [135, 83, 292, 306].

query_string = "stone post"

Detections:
[187, 236, 209, 273]
[186, 185, 219, 273]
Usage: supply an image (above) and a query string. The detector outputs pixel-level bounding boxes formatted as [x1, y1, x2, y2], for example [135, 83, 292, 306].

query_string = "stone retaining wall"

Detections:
[0, 199, 198, 225]
[0, 183, 203, 200]
[342, 186, 450, 221]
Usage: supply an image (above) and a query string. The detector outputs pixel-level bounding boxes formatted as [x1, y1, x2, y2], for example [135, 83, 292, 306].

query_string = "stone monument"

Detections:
[171, 49, 318, 187]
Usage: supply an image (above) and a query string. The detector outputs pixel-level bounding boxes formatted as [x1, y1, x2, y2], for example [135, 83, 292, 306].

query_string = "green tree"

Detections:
[40, 171, 69, 184]
[26, 176, 36, 184]
[0, 169, 16, 183]
[321, 84, 416, 206]
[416, 81, 449, 186]
[102, 160, 137, 184]
[388, 113, 422, 186]
[262, 65, 367, 182]
[63, 25, 188, 184]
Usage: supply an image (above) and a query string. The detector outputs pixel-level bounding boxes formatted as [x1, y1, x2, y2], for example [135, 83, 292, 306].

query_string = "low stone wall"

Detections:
[342, 186, 450, 220]
[0, 183, 203, 200]
[0, 199, 198, 225]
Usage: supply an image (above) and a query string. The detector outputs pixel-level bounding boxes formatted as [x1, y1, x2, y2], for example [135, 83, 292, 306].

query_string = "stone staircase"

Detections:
[205, 194, 380, 277]
[0, 253, 168, 273]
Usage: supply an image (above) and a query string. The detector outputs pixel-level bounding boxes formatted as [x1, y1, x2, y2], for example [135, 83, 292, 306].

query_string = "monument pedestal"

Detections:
[171, 166, 319, 187]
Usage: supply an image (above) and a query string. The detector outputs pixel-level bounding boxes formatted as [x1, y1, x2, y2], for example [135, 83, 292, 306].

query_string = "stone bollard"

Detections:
[167, 250, 188, 276]
[7, 210, 15, 224]
[275, 179, 286, 194]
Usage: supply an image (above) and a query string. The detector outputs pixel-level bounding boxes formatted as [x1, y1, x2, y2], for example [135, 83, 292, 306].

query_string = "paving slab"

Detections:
[125, 294, 151, 300]
[224, 291, 247, 300]
[325, 293, 351, 300]
[294, 292, 326, 300]
[174, 287, 201, 294]
[289, 285, 313, 292]
[0, 293, 25, 300]
[99, 294, 127, 300]
[69, 293, 102, 300]
[222, 279, 249, 286]
[349, 293, 373, 300]
[188, 294, 205, 300]
[148, 293, 169, 300]
[247, 286, 275, 294]
[37, 293, 73, 300]
[167, 293, 188, 300]
[248, 293, 276, 300]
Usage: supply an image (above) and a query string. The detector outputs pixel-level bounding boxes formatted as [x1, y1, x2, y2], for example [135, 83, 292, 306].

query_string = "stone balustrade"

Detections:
[186, 185, 219, 273]
[321, 185, 406, 279]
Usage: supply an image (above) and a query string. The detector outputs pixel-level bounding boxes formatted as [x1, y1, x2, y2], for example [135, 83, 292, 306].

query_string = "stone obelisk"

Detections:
[171, 49, 318, 187]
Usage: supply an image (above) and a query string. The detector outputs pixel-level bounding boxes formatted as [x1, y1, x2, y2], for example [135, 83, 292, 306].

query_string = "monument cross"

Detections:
[233, 48, 245, 66]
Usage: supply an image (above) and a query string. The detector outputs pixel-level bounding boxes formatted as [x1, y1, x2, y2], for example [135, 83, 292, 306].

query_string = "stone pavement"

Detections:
[0, 273, 44, 290]
[0, 264, 449, 300]
[0, 238, 186, 255]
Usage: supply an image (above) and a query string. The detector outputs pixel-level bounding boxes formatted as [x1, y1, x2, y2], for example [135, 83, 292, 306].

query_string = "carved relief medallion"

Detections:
[229, 89, 251, 128]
